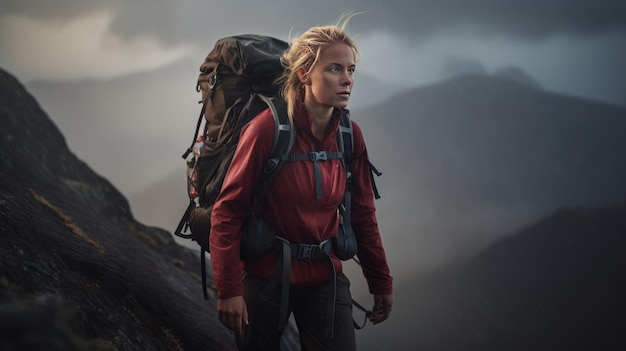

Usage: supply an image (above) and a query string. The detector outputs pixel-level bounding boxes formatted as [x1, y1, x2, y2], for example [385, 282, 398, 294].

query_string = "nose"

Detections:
[341, 70, 353, 86]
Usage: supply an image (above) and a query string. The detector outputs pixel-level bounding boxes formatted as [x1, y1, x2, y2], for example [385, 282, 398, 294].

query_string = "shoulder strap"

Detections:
[254, 96, 294, 208]
[259, 95, 294, 170]
[339, 111, 382, 199]
[337, 109, 353, 178]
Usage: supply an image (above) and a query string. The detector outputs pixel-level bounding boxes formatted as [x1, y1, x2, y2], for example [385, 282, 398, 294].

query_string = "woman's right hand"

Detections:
[217, 296, 249, 335]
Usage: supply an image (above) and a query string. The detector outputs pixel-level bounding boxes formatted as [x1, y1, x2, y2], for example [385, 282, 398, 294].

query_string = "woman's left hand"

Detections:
[369, 294, 393, 324]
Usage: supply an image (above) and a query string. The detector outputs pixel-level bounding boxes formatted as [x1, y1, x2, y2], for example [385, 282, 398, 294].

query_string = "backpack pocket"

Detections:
[240, 215, 280, 261]
[185, 141, 230, 249]
[334, 217, 357, 261]
[195, 141, 231, 207]
[333, 190, 357, 260]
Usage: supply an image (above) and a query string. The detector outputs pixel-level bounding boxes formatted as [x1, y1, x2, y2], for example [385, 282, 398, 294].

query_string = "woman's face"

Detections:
[302, 43, 355, 110]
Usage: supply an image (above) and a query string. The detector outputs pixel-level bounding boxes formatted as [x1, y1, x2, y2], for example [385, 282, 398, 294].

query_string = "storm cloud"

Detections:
[3, 0, 625, 106]
[4, 0, 626, 42]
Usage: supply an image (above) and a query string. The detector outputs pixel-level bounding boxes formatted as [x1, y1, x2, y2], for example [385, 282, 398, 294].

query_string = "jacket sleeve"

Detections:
[349, 121, 393, 295]
[209, 109, 274, 298]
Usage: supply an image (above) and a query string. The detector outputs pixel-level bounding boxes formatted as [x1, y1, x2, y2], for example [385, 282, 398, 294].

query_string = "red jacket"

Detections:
[210, 102, 393, 298]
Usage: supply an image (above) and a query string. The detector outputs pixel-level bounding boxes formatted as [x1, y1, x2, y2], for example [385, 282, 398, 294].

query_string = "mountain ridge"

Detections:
[356, 204, 626, 350]
[348, 73, 626, 277]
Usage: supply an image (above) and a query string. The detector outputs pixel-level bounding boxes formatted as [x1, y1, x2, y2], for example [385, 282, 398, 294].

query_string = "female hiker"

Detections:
[209, 15, 393, 351]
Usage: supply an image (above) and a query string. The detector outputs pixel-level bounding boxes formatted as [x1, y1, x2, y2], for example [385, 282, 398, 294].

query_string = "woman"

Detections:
[210, 16, 393, 351]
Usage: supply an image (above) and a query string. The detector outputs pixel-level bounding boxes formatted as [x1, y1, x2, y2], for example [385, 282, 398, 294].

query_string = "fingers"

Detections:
[218, 296, 248, 335]
[369, 308, 390, 324]
[220, 313, 243, 335]
[369, 310, 388, 324]
[368, 294, 393, 324]
[243, 303, 249, 327]
[371, 306, 391, 324]
[223, 314, 244, 334]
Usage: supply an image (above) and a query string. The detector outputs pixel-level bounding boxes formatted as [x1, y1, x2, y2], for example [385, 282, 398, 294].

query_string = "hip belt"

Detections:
[260, 237, 337, 339]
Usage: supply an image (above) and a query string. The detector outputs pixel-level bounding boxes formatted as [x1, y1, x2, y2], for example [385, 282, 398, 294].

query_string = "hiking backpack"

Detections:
[174, 34, 381, 331]
[174, 35, 290, 287]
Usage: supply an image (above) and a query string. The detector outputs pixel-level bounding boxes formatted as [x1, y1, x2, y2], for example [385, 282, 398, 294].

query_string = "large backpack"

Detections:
[174, 34, 380, 333]
[174, 35, 291, 290]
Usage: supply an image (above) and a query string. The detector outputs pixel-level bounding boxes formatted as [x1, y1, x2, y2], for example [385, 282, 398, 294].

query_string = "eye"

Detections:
[329, 66, 340, 73]
[348, 66, 356, 75]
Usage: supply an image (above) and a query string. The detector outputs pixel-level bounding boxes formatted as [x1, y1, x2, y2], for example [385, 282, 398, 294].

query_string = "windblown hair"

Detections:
[279, 13, 361, 118]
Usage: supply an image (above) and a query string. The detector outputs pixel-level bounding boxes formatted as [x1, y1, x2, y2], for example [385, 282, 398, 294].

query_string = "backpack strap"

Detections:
[254, 96, 294, 209]
[336, 110, 380, 330]
[337, 109, 354, 259]
[338, 109, 353, 176]
[181, 98, 208, 160]
[365, 158, 382, 200]
[338, 109, 382, 199]
[174, 200, 196, 240]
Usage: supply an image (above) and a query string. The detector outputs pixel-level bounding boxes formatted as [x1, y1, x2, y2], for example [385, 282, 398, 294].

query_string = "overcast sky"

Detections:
[2, 0, 626, 105]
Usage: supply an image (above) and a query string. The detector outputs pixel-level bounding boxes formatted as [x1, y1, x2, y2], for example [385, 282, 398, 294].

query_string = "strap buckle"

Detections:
[309, 151, 328, 161]
[296, 244, 316, 259]
[264, 158, 279, 174]
[208, 70, 217, 89]
[293, 240, 332, 259]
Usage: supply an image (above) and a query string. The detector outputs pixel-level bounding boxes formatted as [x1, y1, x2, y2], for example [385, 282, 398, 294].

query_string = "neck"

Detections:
[304, 97, 334, 140]
[304, 96, 333, 121]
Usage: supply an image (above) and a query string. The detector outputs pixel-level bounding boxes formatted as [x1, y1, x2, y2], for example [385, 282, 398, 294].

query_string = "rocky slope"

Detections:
[0, 68, 299, 350]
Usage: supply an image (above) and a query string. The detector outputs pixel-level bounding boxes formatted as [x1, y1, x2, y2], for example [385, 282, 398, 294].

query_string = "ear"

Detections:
[297, 68, 311, 85]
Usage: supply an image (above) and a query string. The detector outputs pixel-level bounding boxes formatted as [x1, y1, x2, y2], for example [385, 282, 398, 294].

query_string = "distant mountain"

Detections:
[356, 205, 626, 350]
[23, 58, 201, 197]
[494, 66, 543, 90]
[356, 74, 626, 210]
[128, 167, 192, 247]
[349, 74, 626, 268]
[440, 56, 489, 81]
[349, 72, 410, 109]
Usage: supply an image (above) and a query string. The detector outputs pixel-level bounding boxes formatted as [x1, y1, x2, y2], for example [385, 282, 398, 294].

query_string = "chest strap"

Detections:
[283, 151, 343, 200]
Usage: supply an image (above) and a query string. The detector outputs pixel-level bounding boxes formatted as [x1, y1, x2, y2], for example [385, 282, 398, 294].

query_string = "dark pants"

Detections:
[239, 272, 356, 351]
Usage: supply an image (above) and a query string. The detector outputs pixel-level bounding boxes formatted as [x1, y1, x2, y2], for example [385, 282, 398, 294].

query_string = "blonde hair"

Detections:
[279, 13, 361, 118]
